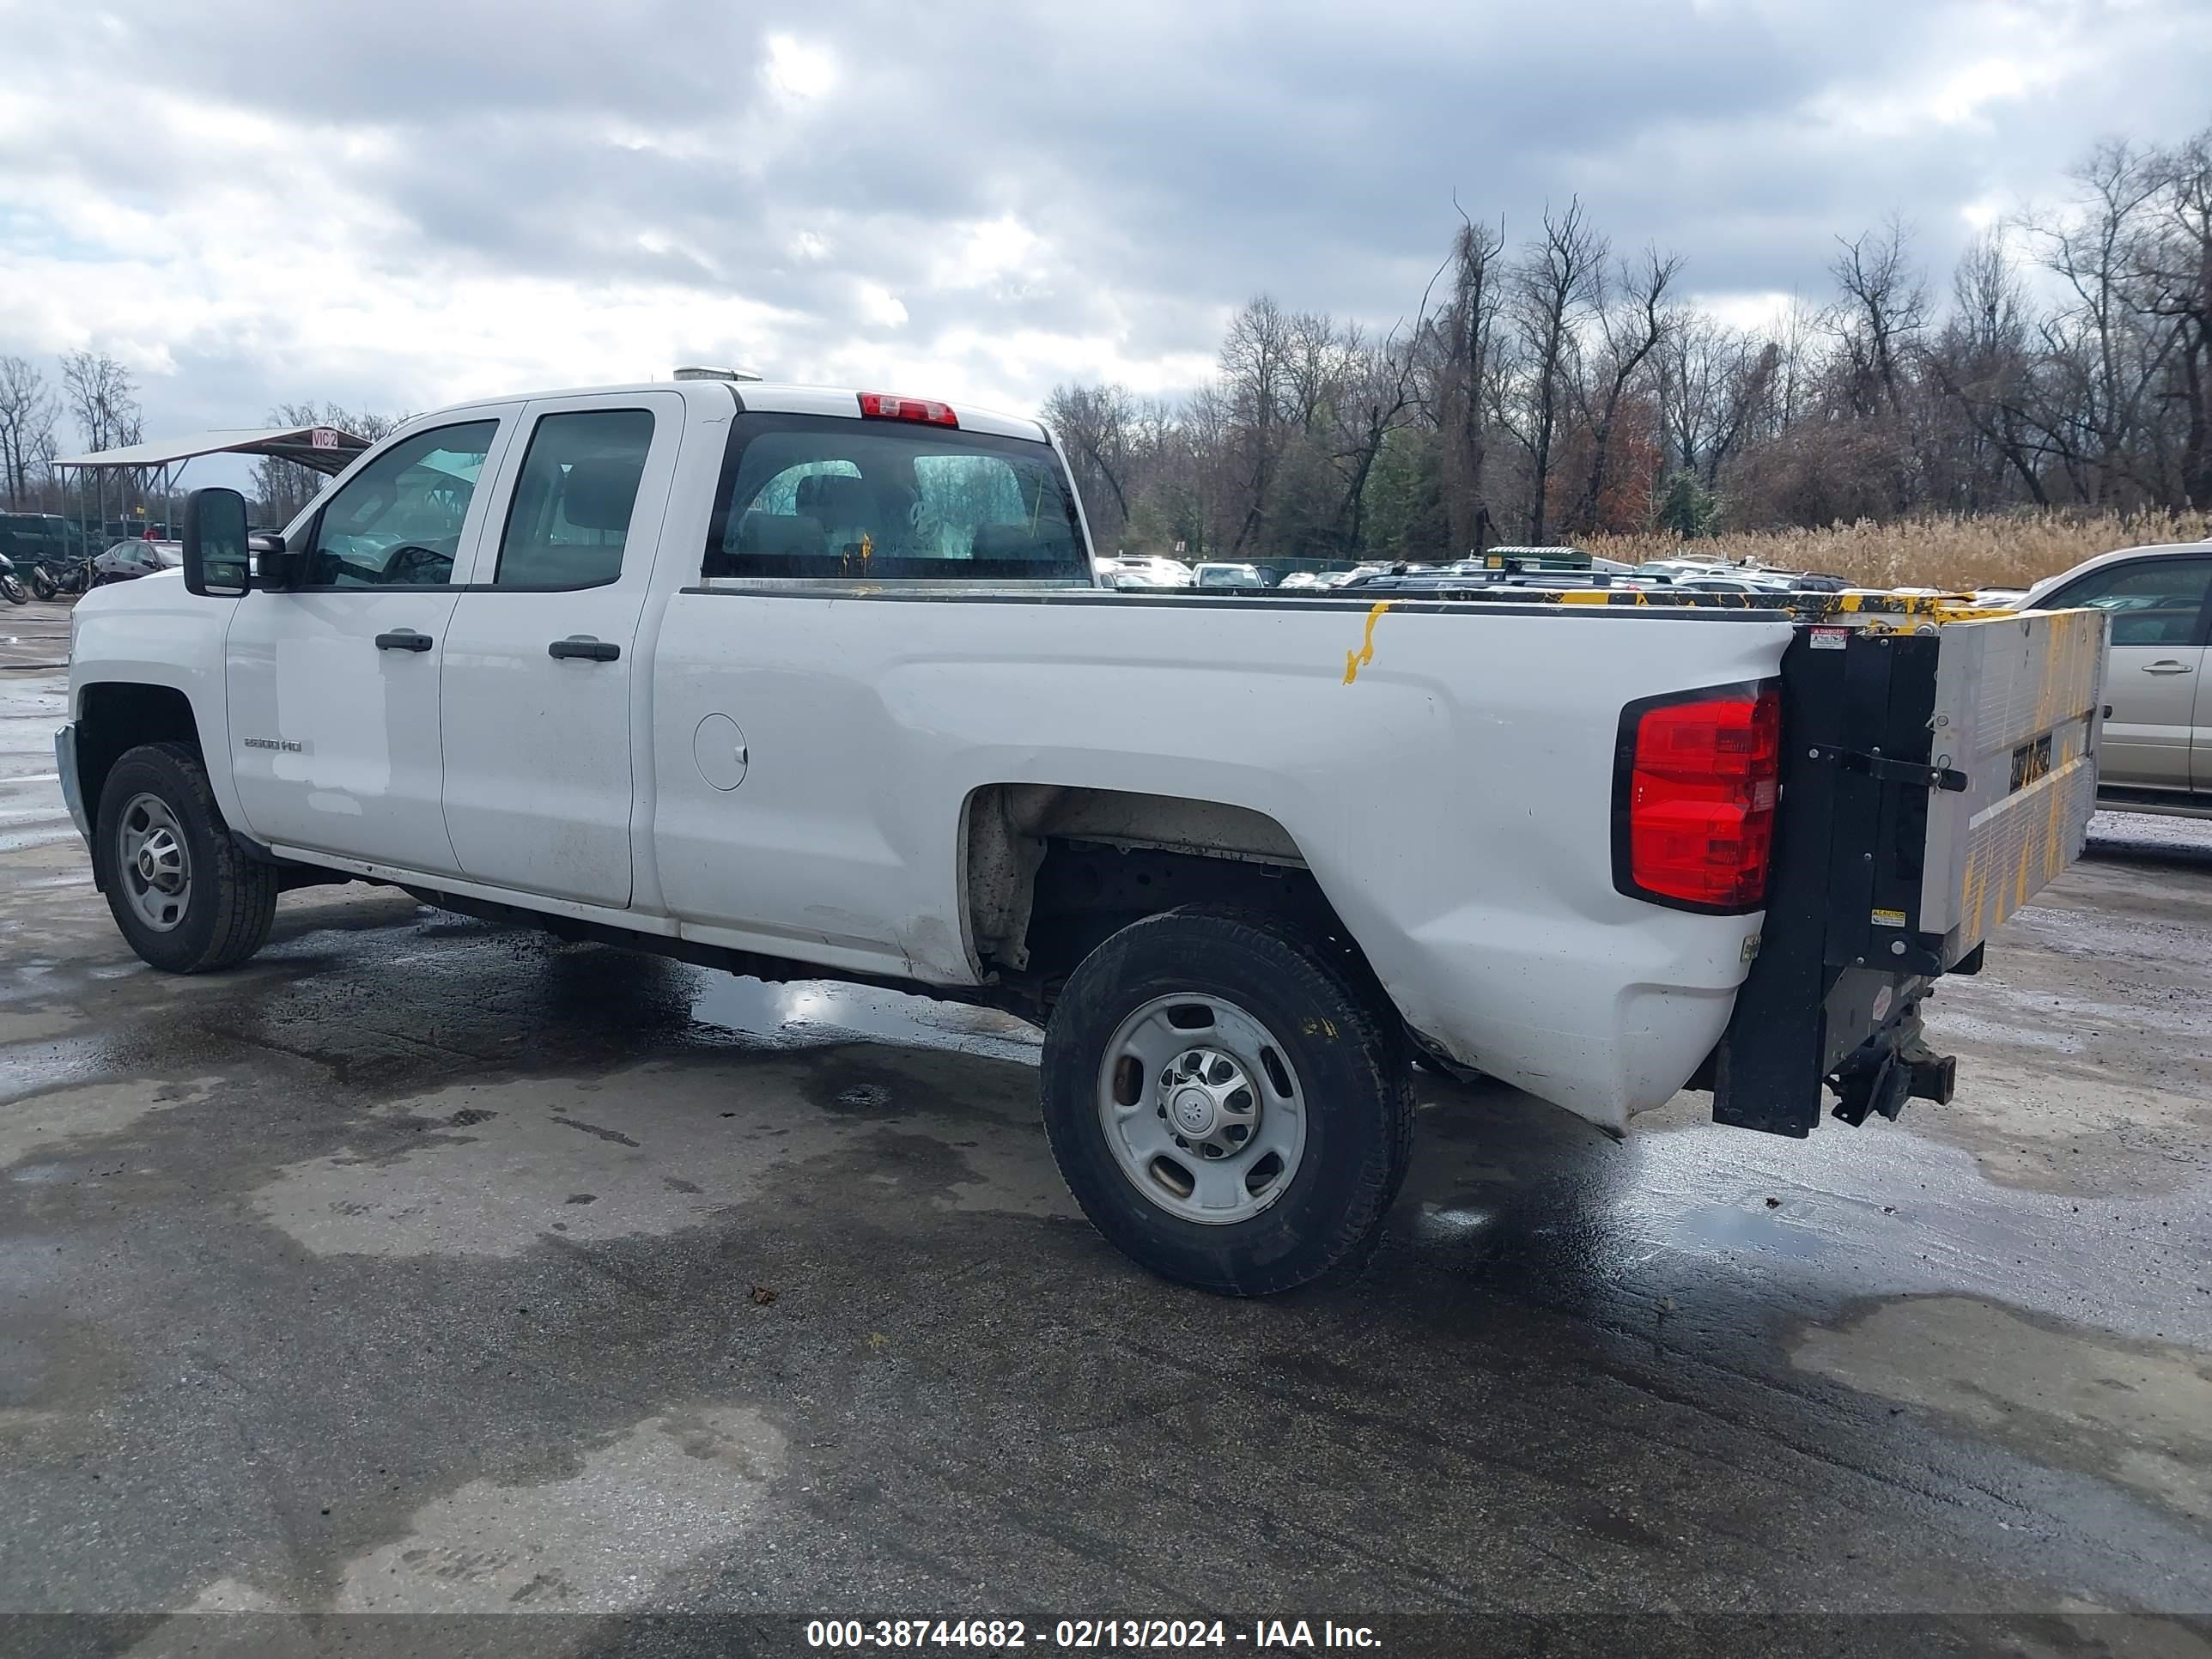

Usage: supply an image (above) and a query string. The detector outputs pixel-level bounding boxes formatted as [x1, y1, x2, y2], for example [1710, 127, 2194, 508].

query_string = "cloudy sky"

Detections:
[2, 0, 2208, 447]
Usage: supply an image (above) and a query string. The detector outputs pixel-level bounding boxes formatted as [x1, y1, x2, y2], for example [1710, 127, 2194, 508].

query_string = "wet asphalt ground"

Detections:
[2, 599, 2209, 1656]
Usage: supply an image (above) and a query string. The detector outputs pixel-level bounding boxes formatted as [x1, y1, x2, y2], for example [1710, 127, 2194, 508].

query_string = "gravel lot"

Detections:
[2, 599, 2208, 1654]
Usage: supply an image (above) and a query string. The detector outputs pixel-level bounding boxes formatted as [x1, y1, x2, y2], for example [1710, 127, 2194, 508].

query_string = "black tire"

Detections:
[0, 574, 26, 605]
[94, 741, 279, 973]
[26, 565, 56, 600]
[1039, 907, 1413, 1296]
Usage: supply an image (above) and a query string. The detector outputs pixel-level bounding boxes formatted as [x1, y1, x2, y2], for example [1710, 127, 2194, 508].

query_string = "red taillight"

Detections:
[858, 391, 958, 427]
[1618, 684, 1781, 910]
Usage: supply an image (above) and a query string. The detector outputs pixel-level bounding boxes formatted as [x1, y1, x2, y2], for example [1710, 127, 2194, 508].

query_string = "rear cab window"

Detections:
[701, 413, 1089, 583]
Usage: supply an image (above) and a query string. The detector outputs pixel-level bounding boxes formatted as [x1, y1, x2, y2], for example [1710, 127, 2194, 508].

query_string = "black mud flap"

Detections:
[1706, 626, 1965, 1137]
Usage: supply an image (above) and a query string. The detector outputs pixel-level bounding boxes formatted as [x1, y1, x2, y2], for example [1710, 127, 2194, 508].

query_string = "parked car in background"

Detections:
[91, 538, 184, 585]
[1097, 554, 1194, 589]
[1193, 561, 1264, 589]
[1334, 562, 1434, 590]
[1633, 558, 1851, 594]
[2014, 542, 2212, 818]
[1, 511, 71, 563]
[1274, 569, 1334, 590]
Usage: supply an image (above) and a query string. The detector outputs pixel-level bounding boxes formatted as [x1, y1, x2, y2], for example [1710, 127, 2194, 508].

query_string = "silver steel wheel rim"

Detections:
[1096, 993, 1308, 1225]
[118, 792, 191, 933]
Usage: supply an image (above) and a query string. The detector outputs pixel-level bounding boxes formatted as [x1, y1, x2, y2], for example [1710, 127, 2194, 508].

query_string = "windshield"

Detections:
[703, 412, 1089, 583]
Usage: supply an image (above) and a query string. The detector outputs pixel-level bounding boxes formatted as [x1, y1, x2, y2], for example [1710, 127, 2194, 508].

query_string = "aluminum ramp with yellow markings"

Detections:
[1704, 601, 2106, 1136]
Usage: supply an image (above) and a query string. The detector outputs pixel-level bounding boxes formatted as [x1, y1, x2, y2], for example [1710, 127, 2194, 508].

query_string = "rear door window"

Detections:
[493, 410, 656, 589]
[703, 413, 1087, 581]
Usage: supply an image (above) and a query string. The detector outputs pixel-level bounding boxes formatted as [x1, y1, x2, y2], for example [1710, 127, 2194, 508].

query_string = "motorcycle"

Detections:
[23, 555, 95, 601]
[0, 551, 28, 605]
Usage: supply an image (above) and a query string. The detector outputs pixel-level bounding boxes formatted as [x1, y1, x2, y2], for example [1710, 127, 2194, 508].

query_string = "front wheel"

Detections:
[93, 742, 280, 972]
[26, 564, 56, 600]
[0, 573, 26, 605]
[1039, 908, 1413, 1296]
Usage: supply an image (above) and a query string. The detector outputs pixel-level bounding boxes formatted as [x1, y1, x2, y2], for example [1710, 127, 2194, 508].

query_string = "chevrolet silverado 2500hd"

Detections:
[56, 377, 2108, 1293]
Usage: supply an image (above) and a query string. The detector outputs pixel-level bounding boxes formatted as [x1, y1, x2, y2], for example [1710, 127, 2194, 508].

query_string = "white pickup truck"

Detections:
[57, 375, 2108, 1293]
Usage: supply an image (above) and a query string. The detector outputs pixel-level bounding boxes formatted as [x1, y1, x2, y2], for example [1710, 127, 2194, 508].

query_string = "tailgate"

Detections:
[1707, 602, 2106, 1137]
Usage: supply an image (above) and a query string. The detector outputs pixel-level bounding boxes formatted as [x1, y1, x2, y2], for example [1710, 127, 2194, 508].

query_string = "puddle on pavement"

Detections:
[1658, 1201, 1839, 1263]
[686, 973, 1041, 1066]
[136, 1405, 787, 1619]
[1794, 1294, 2212, 1522]
[0, 1078, 216, 1170]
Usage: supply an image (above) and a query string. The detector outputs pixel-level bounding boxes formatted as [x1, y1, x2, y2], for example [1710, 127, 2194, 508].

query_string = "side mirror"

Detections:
[181, 488, 251, 597]
[248, 532, 296, 589]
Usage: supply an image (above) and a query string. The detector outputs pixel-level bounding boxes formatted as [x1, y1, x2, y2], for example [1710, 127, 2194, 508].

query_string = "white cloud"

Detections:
[854, 282, 909, 329]
[932, 215, 1048, 292]
[763, 33, 838, 101]
[1928, 58, 2040, 125]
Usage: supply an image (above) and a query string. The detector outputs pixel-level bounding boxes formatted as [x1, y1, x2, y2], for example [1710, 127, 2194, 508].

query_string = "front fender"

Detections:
[70, 579, 245, 831]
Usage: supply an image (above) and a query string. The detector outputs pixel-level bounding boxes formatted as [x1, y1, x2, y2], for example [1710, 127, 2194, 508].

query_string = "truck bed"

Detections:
[1340, 575, 2108, 1133]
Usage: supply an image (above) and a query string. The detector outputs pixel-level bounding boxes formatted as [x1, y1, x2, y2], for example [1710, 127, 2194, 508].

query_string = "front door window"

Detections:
[302, 422, 500, 587]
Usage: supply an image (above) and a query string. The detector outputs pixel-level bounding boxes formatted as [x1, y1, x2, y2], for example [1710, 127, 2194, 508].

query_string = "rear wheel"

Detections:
[1039, 908, 1413, 1296]
[94, 742, 279, 973]
[0, 572, 25, 605]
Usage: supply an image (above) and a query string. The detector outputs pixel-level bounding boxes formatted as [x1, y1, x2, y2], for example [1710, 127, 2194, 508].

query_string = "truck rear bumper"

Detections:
[1395, 914, 1753, 1133]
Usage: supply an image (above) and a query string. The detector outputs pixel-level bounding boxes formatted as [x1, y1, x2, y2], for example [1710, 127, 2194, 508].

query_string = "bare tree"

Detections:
[1329, 326, 1422, 553]
[1499, 199, 1604, 544]
[1656, 315, 1773, 489]
[1427, 210, 1505, 554]
[2031, 141, 2172, 503]
[1828, 216, 1929, 419]
[1922, 231, 2051, 505]
[1042, 382, 1137, 543]
[1573, 246, 1681, 531]
[1218, 295, 1298, 554]
[59, 350, 144, 525]
[2137, 127, 2212, 507]
[0, 356, 56, 506]
[61, 350, 142, 453]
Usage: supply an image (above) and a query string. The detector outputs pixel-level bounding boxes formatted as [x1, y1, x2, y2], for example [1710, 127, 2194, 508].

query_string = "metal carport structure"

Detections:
[52, 423, 370, 539]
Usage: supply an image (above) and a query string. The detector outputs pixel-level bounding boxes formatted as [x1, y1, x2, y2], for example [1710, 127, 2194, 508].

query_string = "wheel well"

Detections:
[962, 783, 1370, 1006]
[76, 683, 201, 817]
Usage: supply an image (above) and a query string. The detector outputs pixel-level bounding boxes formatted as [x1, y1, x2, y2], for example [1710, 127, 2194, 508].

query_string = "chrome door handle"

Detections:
[548, 635, 620, 662]
[2142, 660, 2194, 674]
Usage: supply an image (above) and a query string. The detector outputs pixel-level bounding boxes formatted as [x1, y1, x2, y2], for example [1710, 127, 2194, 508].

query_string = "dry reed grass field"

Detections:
[1590, 509, 2212, 592]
